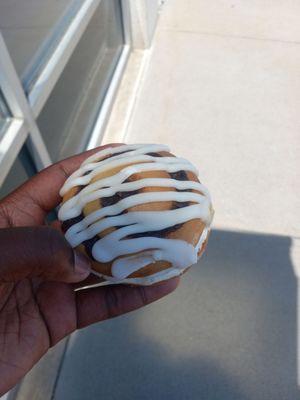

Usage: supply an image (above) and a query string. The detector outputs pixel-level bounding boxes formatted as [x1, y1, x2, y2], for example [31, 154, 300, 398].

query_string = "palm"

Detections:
[0, 279, 70, 386]
[0, 202, 77, 389]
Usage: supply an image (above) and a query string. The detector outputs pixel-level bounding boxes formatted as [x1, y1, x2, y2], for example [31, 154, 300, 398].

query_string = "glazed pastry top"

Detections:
[58, 144, 213, 281]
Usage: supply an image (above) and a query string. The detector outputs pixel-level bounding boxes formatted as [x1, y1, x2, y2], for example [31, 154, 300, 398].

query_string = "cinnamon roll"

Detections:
[58, 144, 214, 285]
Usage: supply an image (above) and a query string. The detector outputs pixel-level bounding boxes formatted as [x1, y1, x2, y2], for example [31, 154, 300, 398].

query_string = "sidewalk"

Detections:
[122, 0, 300, 238]
[16, 1, 300, 399]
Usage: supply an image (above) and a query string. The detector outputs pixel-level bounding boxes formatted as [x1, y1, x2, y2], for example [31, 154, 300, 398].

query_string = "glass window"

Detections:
[0, 145, 36, 199]
[37, 0, 124, 162]
[0, 0, 82, 91]
[0, 91, 11, 137]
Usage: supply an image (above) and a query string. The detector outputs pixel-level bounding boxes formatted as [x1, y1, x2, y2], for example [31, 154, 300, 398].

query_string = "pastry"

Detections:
[58, 144, 214, 285]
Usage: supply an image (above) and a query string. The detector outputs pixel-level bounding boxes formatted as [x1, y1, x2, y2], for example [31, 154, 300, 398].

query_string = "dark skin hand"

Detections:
[0, 144, 179, 395]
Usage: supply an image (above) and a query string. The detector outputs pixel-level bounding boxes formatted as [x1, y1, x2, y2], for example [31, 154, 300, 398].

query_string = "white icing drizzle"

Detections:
[58, 144, 213, 283]
[89, 226, 209, 286]
[91, 266, 183, 286]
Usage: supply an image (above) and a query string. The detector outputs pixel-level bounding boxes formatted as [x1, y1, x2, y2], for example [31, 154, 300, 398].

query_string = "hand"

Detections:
[0, 144, 179, 395]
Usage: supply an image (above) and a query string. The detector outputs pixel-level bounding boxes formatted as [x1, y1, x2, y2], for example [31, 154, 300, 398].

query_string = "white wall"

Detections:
[128, 0, 163, 48]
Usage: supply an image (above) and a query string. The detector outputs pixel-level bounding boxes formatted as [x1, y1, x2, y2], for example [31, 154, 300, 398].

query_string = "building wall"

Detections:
[129, 0, 162, 48]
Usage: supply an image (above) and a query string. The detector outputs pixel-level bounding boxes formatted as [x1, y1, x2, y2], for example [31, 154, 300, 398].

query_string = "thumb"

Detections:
[0, 226, 91, 283]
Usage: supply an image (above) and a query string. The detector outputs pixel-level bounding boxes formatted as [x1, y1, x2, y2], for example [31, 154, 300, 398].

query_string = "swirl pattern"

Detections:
[58, 144, 214, 285]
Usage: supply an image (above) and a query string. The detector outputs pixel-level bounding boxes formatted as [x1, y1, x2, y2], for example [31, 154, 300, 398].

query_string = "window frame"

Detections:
[0, 0, 131, 186]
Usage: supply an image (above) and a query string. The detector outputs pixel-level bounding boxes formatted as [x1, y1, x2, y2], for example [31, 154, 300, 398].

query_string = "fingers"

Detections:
[75, 277, 180, 329]
[27, 143, 122, 215]
[0, 226, 91, 283]
[36, 281, 78, 346]
[0, 143, 123, 226]
[35, 278, 179, 347]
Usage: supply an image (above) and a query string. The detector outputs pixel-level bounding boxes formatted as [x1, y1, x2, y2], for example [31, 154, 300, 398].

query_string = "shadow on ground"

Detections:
[54, 229, 299, 400]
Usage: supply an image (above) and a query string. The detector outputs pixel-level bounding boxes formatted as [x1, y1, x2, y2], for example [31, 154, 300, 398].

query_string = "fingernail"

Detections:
[74, 251, 91, 276]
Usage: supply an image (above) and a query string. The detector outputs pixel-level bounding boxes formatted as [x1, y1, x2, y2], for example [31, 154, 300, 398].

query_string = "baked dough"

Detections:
[58, 144, 214, 285]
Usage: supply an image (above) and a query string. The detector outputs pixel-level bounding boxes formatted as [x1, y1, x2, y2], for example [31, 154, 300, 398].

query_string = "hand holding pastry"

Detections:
[0, 144, 179, 395]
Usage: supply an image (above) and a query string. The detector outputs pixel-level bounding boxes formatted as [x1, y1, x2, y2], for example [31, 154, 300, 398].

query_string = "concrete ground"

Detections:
[123, 1, 300, 238]
[54, 231, 298, 400]
[13, 1, 300, 399]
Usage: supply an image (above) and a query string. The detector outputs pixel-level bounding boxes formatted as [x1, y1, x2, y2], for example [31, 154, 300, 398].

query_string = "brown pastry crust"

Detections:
[61, 150, 209, 280]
